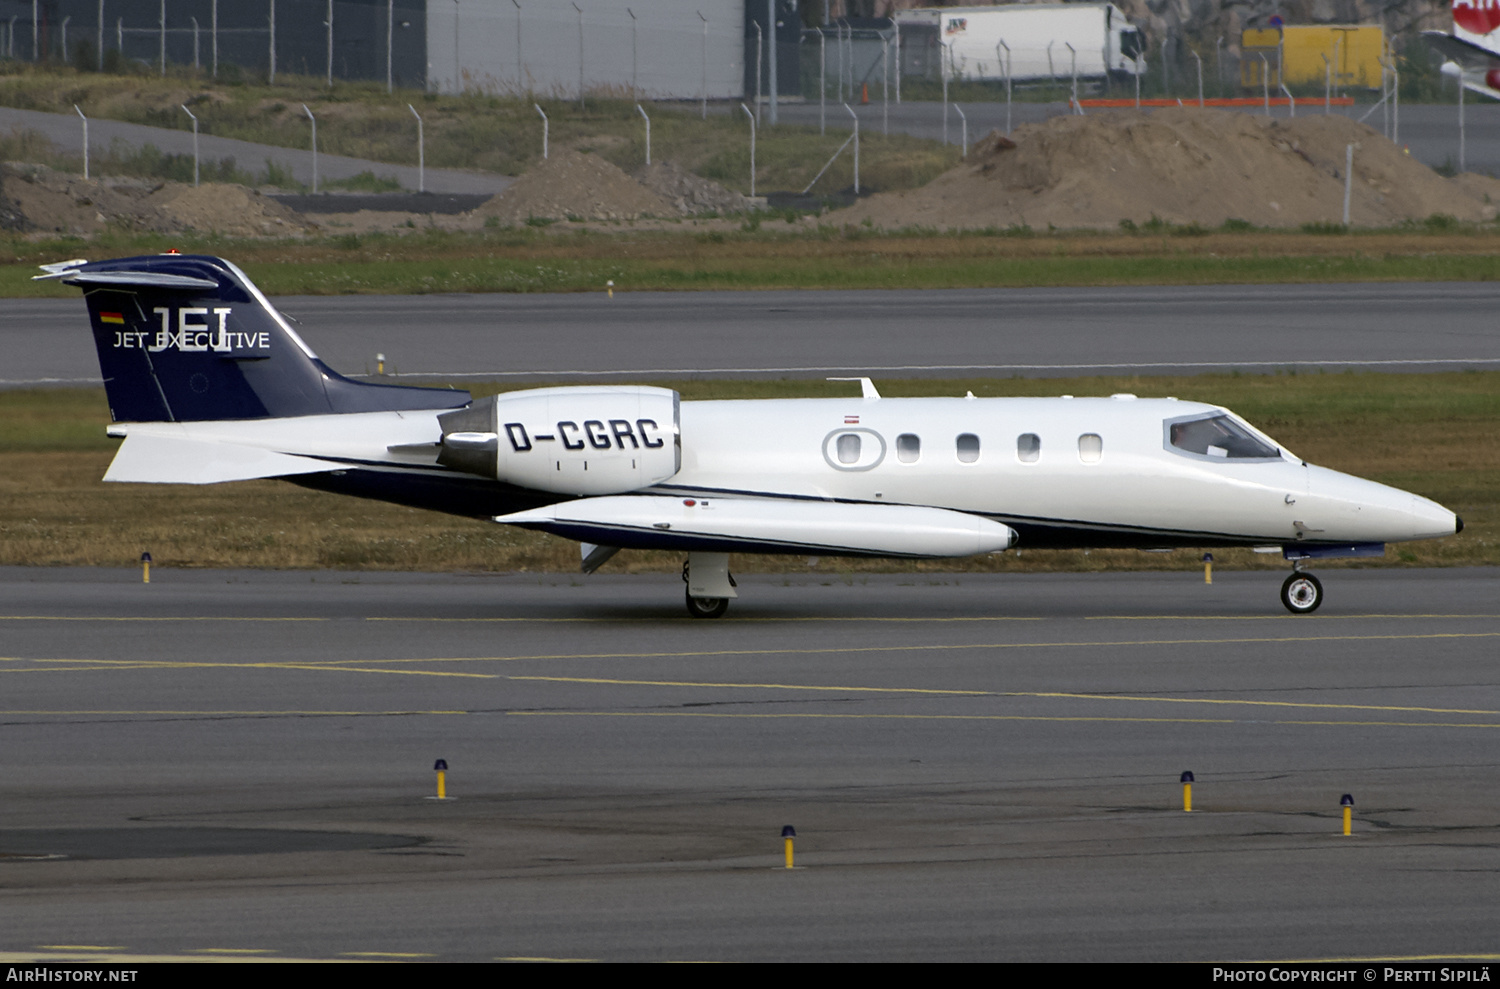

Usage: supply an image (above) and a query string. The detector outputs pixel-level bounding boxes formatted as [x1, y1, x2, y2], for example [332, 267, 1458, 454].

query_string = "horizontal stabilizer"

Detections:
[1422, 30, 1496, 67]
[104, 432, 341, 484]
[497, 495, 1017, 558]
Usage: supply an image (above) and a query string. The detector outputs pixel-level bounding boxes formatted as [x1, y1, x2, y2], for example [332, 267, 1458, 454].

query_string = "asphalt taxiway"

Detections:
[6, 282, 1500, 387]
[2, 565, 1498, 962]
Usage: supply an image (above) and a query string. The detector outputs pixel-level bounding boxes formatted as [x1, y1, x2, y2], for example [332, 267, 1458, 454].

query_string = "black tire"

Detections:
[1280, 572, 1323, 614]
[685, 593, 729, 619]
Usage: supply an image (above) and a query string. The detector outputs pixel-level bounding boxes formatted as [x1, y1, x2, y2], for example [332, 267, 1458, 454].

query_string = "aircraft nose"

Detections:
[1456, 515, 1465, 535]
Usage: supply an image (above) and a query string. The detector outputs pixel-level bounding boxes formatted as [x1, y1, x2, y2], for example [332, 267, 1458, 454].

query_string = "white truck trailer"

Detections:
[895, 4, 1145, 83]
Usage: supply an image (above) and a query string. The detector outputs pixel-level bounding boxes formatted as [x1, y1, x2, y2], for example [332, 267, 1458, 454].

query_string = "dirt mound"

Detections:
[152, 183, 308, 238]
[836, 108, 1499, 231]
[473, 149, 675, 224]
[634, 160, 755, 215]
[0, 164, 310, 237]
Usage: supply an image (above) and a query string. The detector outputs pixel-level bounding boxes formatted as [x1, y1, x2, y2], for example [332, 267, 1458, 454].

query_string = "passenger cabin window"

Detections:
[1078, 433, 1102, 463]
[956, 433, 980, 463]
[836, 433, 862, 464]
[1166, 414, 1279, 460]
[1017, 433, 1040, 462]
[897, 433, 920, 463]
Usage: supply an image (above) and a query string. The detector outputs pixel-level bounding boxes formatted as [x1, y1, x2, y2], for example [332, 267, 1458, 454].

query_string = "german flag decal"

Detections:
[100, 312, 125, 324]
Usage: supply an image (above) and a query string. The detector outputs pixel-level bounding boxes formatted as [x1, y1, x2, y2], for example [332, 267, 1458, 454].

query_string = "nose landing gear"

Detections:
[1280, 567, 1323, 614]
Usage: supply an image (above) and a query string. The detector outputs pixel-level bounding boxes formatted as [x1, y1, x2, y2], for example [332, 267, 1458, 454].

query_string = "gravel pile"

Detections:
[0, 163, 310, 237]
[634, 160, 756, 215]
[472, 149, 676, 224]
[836, 108, 1500, 231]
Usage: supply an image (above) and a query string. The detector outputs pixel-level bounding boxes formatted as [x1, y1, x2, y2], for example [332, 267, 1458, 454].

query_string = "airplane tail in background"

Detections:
[37, 254, 469, 423]
[1426, 0, 1500, 96]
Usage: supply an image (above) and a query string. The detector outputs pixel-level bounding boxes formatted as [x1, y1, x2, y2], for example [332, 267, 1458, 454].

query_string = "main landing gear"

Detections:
[683, 552, 736, 619]
[1280, 566, 1324, 614]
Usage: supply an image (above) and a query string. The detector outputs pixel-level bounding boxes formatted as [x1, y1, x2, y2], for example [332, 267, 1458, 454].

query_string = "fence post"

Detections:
[75, 105, 88, 180]
[844, 102, 859, 195]
[637, 103, 650, 166]
[181, 104, 199, 186]
[767, 0, 778, 126]
[1343, 143, 1353, 224]
[302, 103, 317, 193]
[409, 104, 424, 192]
[740, 103, 756, 197]
[698, 11, 707, 119]
[512, 0, 523, 95]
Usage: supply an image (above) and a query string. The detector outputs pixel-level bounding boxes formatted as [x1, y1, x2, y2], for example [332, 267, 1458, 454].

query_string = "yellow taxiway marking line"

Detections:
[189, 948, 278, 954]
[0, 951, 334, 964]
[510, 711, 1500, 729]
[370, 615, 1046, 624]
[496, 956, 600, 962]
[11, 633, 1500, 687]
[509, 675, 990, 696]
[503, 677, 1500, 718]
[78, 629, 1496, 671]
[6, 631, 1500, 681]
[340, 952, 436, 958]
[1020, 691, 1500, 717]
[0, 710, 467, 716]
[0, 657, 496, 679]
[34, 945, 126, 951]
[1092, 614, 1500, 621]
[3, 612, 1490, 625]
[0, 615, 326, 622]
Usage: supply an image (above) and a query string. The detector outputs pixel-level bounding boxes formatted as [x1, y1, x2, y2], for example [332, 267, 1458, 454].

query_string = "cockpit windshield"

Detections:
[1165, 414, 1280, 460]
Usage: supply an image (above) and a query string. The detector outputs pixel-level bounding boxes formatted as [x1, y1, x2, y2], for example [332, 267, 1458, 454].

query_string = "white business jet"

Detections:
[38, 254, 1460, 617]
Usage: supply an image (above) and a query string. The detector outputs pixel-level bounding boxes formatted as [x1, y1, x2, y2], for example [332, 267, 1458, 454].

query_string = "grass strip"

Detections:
[9, 228, 1500, 298]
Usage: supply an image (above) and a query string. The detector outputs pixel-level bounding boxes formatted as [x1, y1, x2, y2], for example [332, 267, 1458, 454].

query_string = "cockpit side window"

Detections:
[1165, 414, 1280, 460]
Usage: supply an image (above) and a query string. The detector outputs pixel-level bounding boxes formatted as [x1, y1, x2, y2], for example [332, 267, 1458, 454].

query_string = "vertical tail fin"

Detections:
[39, 254, 468, 422]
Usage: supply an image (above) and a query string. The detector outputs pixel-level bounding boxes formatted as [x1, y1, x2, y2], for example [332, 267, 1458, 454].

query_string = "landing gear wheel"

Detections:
[1280, 572, 1323, 614]
[685, 592, 730, 619]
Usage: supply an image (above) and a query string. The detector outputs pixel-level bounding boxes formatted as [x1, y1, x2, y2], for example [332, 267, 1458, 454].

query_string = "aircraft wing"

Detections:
[496, 495, 1017, 559]
[1423, 30, 1500, 98]
[1423, 30, 1496, 66]
[104, 431, 342, 484]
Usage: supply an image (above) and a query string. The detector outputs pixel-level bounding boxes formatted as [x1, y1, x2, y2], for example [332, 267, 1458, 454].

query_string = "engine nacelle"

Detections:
[437, 386, 680, 495]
